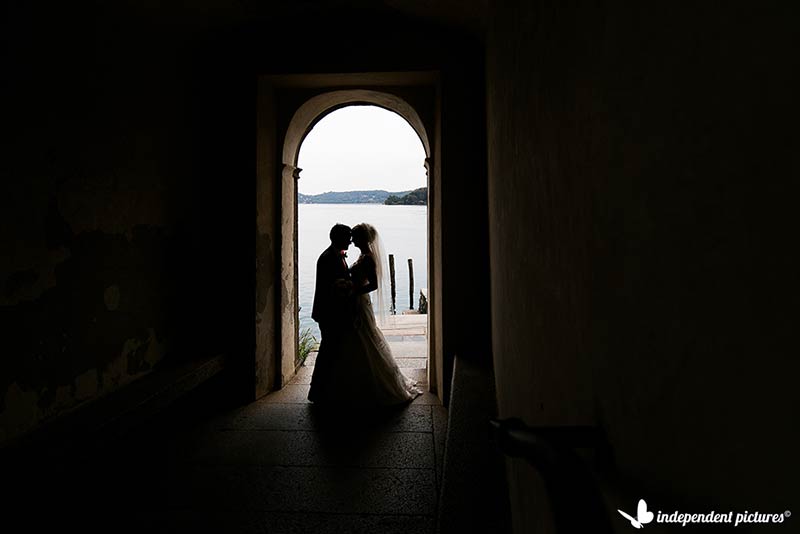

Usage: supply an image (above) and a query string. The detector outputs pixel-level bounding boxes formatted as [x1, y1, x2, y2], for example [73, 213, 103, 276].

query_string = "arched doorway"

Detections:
[282, 90, 433, 392]
[294, 104, 428, 365]
[255, 75, 443, 403]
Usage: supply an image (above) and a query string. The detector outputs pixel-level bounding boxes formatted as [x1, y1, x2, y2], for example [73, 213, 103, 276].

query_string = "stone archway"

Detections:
[278, 90, 434, 392]
[282, 90, 431, 165]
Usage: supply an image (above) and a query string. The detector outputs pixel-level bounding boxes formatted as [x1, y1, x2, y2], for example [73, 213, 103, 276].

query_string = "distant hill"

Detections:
[298, 190, 412, 204]
[385, 187, 427, 205]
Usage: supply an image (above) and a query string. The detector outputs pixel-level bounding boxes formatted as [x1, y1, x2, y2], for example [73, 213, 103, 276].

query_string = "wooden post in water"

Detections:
[388, 254, 396, 315]
[408, 258, 414, 310]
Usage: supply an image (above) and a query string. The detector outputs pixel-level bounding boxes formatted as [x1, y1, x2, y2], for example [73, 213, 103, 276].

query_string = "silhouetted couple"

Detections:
[308, 223, 421, 406]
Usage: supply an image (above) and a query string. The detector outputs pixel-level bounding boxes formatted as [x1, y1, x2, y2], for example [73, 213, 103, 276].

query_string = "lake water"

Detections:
[299, 204, 428, 339]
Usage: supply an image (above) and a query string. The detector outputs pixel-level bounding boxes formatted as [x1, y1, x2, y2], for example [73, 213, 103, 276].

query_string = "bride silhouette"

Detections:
[309, 222, 422, 406]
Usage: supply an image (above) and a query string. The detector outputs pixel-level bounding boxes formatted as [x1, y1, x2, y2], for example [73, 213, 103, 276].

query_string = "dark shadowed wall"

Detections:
[487, 1, 798, 532]
[1, 2, 490, 446]
[1, 1, 255, 443]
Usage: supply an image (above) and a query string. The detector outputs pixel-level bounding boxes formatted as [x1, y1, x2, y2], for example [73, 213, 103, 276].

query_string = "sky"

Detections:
[297, 105, 427, 195]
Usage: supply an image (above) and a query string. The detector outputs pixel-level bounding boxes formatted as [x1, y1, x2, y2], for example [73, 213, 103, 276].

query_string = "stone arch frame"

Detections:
[282, 90, 431, 166]
[256, 74, 442, 402]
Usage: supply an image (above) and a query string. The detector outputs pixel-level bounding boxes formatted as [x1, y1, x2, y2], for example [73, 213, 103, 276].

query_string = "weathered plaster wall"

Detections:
[255, 84, 279, 399]
[487, 1, 798, 532]
[1, 1, 261, 444]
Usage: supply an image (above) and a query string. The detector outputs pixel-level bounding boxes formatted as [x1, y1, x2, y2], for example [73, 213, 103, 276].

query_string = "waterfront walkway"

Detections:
[305, 312, 428, 378]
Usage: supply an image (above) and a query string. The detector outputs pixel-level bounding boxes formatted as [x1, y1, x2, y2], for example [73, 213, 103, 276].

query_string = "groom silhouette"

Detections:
[308, 223, 353, 403]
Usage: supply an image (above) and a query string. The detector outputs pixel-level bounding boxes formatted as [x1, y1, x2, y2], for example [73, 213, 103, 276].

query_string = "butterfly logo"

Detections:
[618, 499, 655, 529]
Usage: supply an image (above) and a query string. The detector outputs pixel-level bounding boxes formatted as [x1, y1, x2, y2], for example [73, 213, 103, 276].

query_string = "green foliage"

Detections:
[384, 187, 427, 205]
[298, 327, 318, 365]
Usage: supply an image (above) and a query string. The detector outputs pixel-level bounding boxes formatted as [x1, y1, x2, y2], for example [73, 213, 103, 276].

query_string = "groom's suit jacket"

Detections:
[311, 245, 351, 325]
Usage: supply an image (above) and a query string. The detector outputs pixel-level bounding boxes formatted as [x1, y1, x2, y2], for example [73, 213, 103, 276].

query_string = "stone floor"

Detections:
[8, 342, 445, 534]
[162, 350, 444, 534]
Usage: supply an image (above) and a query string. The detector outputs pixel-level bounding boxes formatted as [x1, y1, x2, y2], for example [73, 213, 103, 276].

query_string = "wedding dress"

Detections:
[342, 252, 422, 406]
